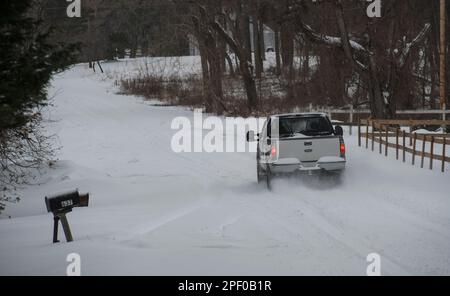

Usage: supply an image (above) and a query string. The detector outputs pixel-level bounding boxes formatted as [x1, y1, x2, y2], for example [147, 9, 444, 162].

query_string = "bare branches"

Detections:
[398, 23, 431, 68]
[211, 21, 241, 57]
[298, 21, 369, 72]
[334, 0, 368, 73]
[0, 110, 56, 213]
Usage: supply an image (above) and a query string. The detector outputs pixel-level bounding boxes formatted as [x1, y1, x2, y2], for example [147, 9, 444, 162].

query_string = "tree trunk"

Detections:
[240, 2, 252, 64]
[368, 56, 386, 119]
[199, 45, 212, 111]
[253, 15, 263, 79]
[430, 45, 437, 109]
[192, 16, 212, 111]
[260, 21, 266, 61]
[274, 25, 281, 76]
[280, 22, 294, 77]
[212, 21, 258, 110]
[302, 43, 310, 83]
[240, 59, 259, 109]
[206, 43, 224, 113]
[217, 2, 227, 74]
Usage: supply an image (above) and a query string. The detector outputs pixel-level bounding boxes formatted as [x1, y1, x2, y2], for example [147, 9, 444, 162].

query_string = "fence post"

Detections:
[443, 137, 447, 173]
[358, 118, 361, 147]
[349, 105, 354, 135]
[385, 125, 389, 156]
[371, 121, 375, 151]
[403, 130, 406, 162]
[379, 125, 383, 154]
[443, 105, 447, 133]
[396, 128, 399, 160]
[409, 125, 413, 146]
[421, 135, 426, 168]
[366, 120, 369, 149]
[412, 133, 417, 165]
[430, 136, 435, 170]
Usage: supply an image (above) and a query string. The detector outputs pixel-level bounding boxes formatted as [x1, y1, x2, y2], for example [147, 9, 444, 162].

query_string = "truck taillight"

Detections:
[271, 146, 277, 157]
[340, 143, 346, 157]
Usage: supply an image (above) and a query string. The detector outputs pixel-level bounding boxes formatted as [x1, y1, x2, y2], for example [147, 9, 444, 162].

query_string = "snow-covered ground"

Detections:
[1, 61, 449, 276]
[99, 53, 317, 81]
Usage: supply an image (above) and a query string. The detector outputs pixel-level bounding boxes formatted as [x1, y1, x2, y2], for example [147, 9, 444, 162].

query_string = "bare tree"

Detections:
[292, 0, 431, 118]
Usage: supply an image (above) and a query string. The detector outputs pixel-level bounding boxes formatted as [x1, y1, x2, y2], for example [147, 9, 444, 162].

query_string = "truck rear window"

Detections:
[278, 116, 334, 137]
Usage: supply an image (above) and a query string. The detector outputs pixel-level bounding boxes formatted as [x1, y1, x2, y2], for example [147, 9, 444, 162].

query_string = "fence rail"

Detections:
[324, 108, 449, 135]
[358, 119, 449, 173]
[328, 109, 450, 115]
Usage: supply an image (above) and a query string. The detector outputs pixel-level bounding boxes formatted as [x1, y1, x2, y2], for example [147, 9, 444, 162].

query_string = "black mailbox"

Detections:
[45, 190, 89, 243]
[45, 190, 89, 213]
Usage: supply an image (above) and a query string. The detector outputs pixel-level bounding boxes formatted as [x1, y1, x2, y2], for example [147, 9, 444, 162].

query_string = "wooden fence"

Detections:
[358, 119, 450, 173]
[319, 108, 450, 135]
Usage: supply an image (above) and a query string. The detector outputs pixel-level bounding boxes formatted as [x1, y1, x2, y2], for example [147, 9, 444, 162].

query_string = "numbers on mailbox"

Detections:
[61, 200, 73, 208]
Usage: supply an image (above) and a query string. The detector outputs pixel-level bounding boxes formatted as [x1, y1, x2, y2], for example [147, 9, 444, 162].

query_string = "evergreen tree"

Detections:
[0, 0, 76, 130]
[0, 0, 78, 212]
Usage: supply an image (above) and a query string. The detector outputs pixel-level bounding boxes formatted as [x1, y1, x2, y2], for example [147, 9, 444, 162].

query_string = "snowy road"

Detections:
[1, 63, 449, 275]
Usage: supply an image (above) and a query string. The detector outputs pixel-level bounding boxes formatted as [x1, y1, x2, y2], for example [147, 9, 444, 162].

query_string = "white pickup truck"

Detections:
[247, 113, 346, 189]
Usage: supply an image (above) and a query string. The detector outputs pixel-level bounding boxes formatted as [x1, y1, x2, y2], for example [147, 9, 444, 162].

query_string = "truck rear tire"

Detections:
[266, 165, 272, 190]
[257, 162, 265, 184]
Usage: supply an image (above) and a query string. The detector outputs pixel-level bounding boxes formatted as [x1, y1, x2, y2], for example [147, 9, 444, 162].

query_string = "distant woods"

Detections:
[42, 0, 449, 118]
[177, 0, 449, 118]
[39, 0, 189, 63]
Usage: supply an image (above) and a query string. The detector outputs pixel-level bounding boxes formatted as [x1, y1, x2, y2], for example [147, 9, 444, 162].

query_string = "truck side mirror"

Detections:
[247, 131, 258, 142]
[335, 126, 344, 136]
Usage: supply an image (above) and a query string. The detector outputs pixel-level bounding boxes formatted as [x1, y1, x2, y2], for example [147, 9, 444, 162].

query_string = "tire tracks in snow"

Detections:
[250, 185, 412, 275]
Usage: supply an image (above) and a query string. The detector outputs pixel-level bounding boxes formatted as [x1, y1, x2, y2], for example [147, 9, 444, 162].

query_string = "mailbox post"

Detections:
[45, 190, 89, 243]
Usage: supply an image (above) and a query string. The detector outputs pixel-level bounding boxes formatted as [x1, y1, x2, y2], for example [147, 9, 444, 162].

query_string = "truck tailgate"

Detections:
[278, 136, 340, 162]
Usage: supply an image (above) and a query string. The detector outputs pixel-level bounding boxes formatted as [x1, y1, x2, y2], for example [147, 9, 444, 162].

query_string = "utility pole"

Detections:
[440, 0, 447, 130]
